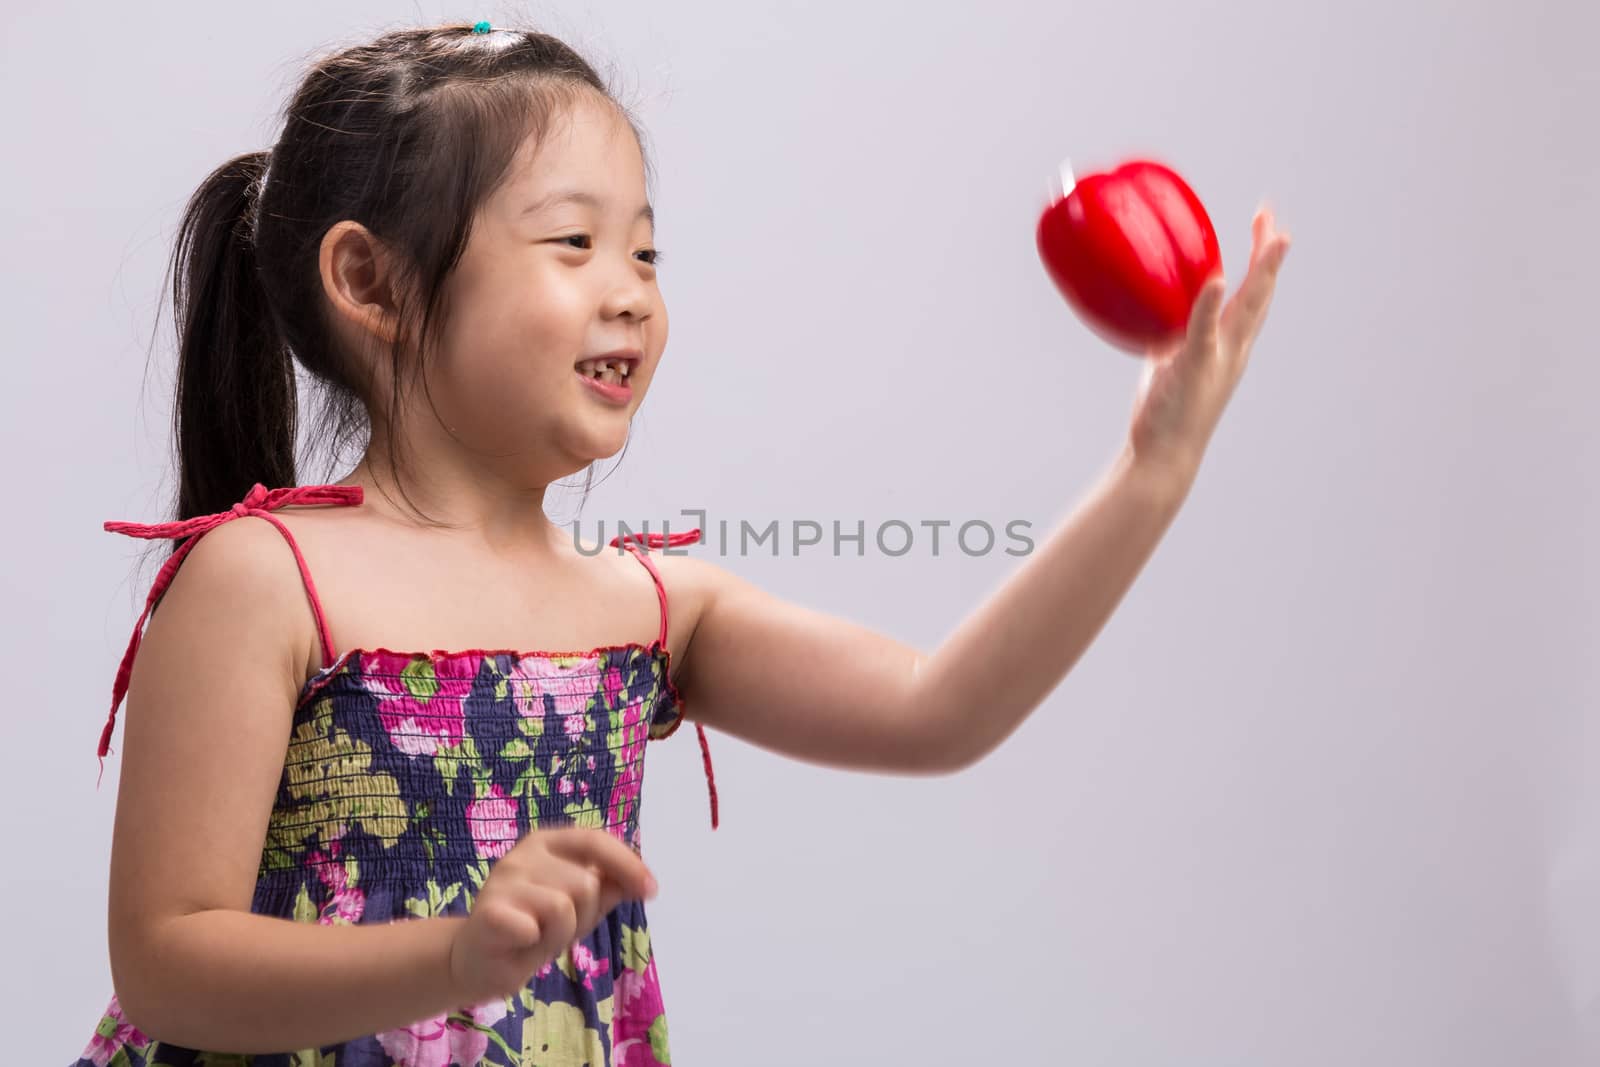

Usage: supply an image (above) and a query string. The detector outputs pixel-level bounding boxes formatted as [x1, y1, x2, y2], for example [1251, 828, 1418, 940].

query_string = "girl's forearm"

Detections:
[116, 909, 469, 1053]
[913, 446, 1193, 767]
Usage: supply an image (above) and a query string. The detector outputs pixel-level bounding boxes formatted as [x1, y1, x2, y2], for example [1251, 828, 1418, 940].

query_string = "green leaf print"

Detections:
[264, 698, 408, 855]
[563, 798, 603, 830]
[487, 660, 508, 702]
[619, 924, 652, 975]
[193, 1054, 252, 1066]
[515, 765, 550, 803]
[501, 735, 535, 760]
[287, 1052, 337, 1067]
[521, 999, 606, 1067]
[432, 732, 484, 797]
[436, 753, 461, 795]
[403, 878, 462, 919]
[410, 800, 449, 863]
[648, 1016, 672, 1064]
[292, 884, 317, 924]
[400, 658, 439, 699]
[429, 879, 462, 915]
[260, 845, 298, 872]
[466, 858, 491, 889]
[483, 1024, 520, 1061]
[403, 876, 460, 921]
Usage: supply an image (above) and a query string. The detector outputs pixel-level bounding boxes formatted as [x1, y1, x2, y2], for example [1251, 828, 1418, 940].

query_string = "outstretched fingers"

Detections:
[1222, 204, 1292, 357]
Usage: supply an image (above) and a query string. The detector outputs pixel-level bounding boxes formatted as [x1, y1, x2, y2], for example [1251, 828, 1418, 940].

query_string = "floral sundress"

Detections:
[73, 483, 719, 1067]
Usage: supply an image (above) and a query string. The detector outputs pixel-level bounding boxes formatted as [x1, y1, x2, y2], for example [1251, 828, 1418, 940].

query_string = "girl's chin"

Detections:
[565, 424, 632, 462]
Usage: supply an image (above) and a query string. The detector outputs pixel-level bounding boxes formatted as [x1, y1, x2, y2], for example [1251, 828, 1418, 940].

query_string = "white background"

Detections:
[3, 0, 1596, 1062]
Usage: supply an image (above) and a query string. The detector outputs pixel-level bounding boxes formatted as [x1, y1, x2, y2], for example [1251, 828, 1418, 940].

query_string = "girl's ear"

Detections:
[318, 219, 405, 348]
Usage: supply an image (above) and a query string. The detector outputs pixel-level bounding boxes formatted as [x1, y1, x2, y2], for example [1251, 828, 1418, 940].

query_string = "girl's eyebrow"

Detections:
[523, 189, 654, 226]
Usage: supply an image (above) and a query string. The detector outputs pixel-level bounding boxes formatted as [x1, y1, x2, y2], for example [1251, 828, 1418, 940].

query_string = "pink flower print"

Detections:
[81, 995, 149, 1067]
[533, 940, 570, 980]
[587, 755, 596, 770]
[307, 850, 366, 926]
[530, 941, 608, 990]
[571, 940, 610, 990]
[613, 953, 669, 1066]
[363, 653, 473, 758]
[385, 718, 453, 757]
[376, 1014, 449, 1067]
[558, 776, 574, 797]
[608, 726, 647, 831]
[518, 654, 604, 682]
[322, 891, 364, 926]
[467, 784, 520, 860]
[375, 996, 509, 1067]
[512, 654, 606, 712]
[603, 666, 625, 708]
[564, 712, 586, 738]
[615, 955, 665, 1023]
[453, 995, 510, 1065]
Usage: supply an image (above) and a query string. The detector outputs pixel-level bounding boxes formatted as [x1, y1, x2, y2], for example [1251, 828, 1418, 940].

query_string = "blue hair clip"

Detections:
[470, 20, 491, 34]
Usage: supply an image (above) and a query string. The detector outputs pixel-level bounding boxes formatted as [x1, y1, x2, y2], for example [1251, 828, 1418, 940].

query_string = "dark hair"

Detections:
[162, 22, 650, 529]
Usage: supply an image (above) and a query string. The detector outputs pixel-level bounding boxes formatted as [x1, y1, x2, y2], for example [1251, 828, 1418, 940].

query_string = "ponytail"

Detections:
[168, 151, 297, 524]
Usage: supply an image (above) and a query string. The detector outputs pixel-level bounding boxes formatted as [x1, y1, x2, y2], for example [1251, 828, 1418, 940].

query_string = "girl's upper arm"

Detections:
[671, 556, 942, 773]
[106, 516, 320, 969]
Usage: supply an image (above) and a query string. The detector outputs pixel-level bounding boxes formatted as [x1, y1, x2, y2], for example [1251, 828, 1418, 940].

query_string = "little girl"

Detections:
[73, 19, 1289, 1067]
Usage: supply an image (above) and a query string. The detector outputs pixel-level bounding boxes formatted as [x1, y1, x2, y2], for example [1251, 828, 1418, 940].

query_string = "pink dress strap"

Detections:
[609, 527, 720, 830]
[607, 528, 701, 647]
[97, 483, 363, 771]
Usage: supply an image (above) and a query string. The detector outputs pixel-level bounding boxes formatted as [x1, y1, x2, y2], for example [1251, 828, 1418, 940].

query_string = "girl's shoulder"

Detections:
[165, 512, 325, 634]
[137, 513, 324, 698]
[612, 532, 722, 620]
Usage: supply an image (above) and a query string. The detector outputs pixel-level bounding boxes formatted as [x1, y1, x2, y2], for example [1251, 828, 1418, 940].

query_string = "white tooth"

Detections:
[618, 362, 630, 377]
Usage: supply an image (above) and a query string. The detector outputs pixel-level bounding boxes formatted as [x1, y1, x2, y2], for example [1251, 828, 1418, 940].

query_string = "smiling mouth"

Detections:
[575, 357, 635, 385]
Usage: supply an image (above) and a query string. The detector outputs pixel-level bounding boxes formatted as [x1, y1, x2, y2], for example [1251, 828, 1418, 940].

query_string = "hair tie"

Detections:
[470, 20, 491, 33]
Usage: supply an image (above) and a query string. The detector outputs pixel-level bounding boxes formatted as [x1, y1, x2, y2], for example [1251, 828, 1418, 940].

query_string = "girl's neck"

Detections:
[338, 452, 568, 557]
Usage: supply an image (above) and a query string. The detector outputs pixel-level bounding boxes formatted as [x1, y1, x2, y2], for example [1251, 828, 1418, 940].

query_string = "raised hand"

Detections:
[1127, 204, 1293, 480]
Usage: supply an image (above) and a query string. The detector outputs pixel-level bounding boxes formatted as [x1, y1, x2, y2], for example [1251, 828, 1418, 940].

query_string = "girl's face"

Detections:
[421, 92, 667, 482]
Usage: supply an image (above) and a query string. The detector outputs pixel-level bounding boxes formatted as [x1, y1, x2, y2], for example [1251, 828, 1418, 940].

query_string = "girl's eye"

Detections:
[557, 235, 662, 266]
